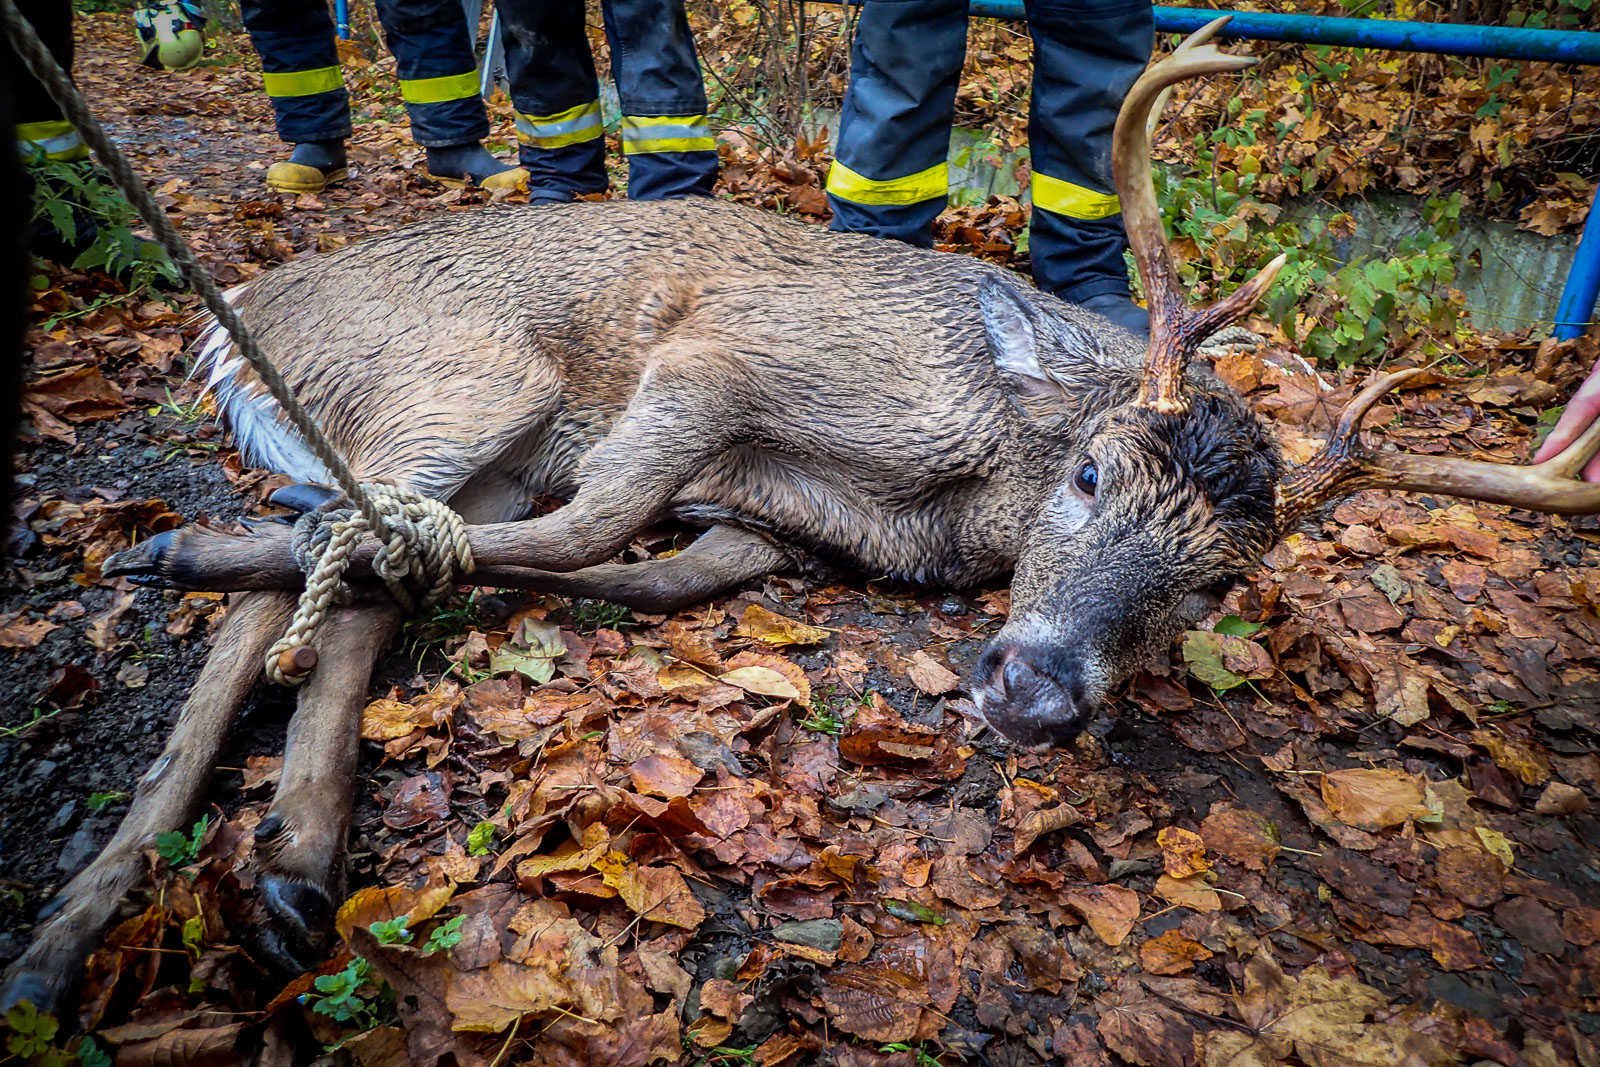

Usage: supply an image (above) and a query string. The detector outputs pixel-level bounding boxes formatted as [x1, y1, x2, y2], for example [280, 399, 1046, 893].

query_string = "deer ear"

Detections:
[979, 275, 1048, 388]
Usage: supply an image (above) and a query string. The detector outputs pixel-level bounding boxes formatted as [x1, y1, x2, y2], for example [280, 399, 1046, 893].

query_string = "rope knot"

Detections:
[265, 485, 475, 686]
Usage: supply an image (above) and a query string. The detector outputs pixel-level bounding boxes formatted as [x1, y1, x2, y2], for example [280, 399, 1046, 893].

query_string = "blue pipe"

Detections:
[335, 0, 350, 40]
[965, 2, 1600, 64]
[1555, 191, 1600, 339]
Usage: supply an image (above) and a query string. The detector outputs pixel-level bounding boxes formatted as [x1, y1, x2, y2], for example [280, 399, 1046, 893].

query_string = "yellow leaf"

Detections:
[718, 665, 801, 701]
[1155, 873, 1222, 913]
[733, 603, 830, 646]
[335, 876, 455, 942]
[1321, 768, 1433, 832]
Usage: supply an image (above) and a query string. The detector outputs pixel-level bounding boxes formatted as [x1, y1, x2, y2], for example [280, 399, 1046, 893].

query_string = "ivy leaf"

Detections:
[1182, 631, 1246, 692]
[1214, 615, 1265, 637]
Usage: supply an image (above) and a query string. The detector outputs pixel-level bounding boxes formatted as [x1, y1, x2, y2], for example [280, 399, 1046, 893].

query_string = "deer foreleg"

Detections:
[488, 524, 797, 612]
[0, 592, 295, 1014]
[252, 599, 402, 972]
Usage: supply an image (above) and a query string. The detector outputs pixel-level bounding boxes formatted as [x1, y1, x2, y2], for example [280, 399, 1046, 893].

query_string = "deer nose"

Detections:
[975, 644, 1093, 749]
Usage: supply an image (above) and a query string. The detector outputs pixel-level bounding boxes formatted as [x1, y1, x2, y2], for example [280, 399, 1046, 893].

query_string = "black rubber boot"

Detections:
[1080, 293, 1150, 340]
[425, 142, 528, 191]
[266, 138, 349, 193]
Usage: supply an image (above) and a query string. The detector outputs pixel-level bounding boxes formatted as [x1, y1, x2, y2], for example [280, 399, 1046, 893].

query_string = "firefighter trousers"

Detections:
[826, 0, 1153, 305]
[496, 0, 718, 200]
[240, 0, 488, 148]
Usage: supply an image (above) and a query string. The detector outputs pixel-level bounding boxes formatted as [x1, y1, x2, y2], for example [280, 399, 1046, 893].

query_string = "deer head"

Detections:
[970, 18, 1600, 749]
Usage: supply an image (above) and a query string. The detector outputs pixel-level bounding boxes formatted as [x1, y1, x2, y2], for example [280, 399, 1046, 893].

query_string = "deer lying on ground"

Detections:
[6, 20, 1599, 1010]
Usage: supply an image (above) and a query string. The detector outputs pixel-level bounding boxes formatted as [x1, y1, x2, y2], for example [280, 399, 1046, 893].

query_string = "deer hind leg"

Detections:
[252, 598, 402, 972]
[492, 524, 797, 613]
[0, 592, 296, 1014]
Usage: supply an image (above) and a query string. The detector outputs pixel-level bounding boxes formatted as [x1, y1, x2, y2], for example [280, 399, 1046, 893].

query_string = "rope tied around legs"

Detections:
[265, 485, 476, 686]
[0, 0, 480, 682]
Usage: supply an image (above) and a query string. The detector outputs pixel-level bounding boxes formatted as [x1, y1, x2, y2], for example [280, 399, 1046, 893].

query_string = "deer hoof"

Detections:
[102, 530, 177, 585]
[0, 969, 68, 1016]
[270, 482, 341, 514]
[255, 871, 338, 973]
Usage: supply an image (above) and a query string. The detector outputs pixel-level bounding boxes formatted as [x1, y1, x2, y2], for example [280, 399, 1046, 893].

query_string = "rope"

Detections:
[2, 0, 475, 681]
[265, 485, 475, 685]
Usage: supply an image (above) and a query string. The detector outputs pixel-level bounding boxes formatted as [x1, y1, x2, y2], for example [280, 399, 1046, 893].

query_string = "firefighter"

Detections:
[495, 0, 718, 202]
[240, 0, 527, 194]
[825, 0, 1155, 336]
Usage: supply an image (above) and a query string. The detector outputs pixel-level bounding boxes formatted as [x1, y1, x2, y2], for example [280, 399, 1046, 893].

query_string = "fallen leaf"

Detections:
[1156, 827, 1211, 878]
[1064, 884, 1140, 946]
[907, 650, 960, 695]
[1321, 768, 1434, 832]
[1139, 930, 1213, 975]
[1200, 804, 1281, 871]
[734, 603, 830, 646]
[0, 610, 59, 650]
[628, 754, 705, 798]
[718, 664, 801, 700]
[1155, 873, 1222, 912]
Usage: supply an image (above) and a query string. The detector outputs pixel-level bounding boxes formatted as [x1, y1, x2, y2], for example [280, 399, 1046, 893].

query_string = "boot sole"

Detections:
[265, 167, 350, 195]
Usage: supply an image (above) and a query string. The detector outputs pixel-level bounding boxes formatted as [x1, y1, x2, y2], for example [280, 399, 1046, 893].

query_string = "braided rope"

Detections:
[265, 485, 475, 685]
[1, 1, 476, 680]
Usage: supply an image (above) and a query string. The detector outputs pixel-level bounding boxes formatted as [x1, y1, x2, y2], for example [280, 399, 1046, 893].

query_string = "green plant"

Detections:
[467, 820, 496, 856]
[800, 685, 870, 735]
[85, 791, 129, 813]
[4, 1001, 59, 1058]
[1151, 104, 1464, 367]
[0, 707, 62, 739]
[369, 915, 414, 946]
[878, 1043, 948, 1067]
[27, 157, 178, 294]
[305, 957, 383, 1025]
[404, 592, 482, 666]
[568, 597, 633, 633]
[155, 814, 208, 870]
[424, 915, 465, 955]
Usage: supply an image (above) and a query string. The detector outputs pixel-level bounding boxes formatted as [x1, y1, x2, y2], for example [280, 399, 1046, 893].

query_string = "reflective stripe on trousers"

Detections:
[16, 119, 87, 162]
[496, 0, 718, 199]
[619, 114, 715, 155]
[827, 0, 1152, 302]
[515, 100, 604, 150]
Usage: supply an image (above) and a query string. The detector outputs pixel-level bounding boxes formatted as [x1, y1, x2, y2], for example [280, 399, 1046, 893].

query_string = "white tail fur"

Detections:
[190, 286, 332, 485]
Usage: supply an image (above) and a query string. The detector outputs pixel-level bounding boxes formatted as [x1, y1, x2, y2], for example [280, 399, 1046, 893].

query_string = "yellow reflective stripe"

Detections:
[516, 100, 603, 149]
[261, 66, 343, 98]
[1031, 172, 1121, 220]
[825, 158, 947, 206]
[16, 121, 86, 161]
[620, 114, 716, 154]
[400, 70, 480, 104]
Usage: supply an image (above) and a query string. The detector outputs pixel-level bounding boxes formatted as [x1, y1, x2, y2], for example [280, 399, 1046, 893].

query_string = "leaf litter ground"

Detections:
[3, 11, 1600, 1067]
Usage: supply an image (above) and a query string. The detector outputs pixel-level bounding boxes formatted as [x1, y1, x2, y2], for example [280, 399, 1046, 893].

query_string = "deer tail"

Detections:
[190, 286, 333, 485]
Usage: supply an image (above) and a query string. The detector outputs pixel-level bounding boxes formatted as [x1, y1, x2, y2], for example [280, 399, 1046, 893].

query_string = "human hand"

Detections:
[1532, 358, 1600, 482]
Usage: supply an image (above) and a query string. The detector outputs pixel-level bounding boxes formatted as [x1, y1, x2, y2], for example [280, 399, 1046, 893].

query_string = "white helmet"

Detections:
[134, 1, 206, 71]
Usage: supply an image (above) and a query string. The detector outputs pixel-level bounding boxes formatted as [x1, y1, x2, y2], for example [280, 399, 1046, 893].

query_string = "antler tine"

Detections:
[1114, 17, 1266, 414]
[1276, 369, 1600, 530]
[1144, 16, 1232, 139]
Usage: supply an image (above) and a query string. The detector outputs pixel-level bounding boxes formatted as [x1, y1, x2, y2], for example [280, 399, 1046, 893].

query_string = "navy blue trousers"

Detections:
[827, 0, 1153, 304]
[241, 0, 487, 147]
[496, 0, 718, 200]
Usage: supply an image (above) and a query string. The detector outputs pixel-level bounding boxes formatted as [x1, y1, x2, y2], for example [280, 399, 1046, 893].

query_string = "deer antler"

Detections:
[1276, 369, 1600, 529]
[1114, 17, 1286, 415]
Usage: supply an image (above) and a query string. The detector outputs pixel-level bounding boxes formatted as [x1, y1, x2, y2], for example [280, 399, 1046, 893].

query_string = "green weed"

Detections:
[27, 157, 178, 295]
[155, 814, 208, 870]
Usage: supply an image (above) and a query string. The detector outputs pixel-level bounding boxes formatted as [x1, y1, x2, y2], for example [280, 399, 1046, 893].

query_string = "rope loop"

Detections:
[264, 485, 476, 686]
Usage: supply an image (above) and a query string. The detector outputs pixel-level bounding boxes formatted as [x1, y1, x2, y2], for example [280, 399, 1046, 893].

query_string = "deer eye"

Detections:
[1073, 461, 1099, 496]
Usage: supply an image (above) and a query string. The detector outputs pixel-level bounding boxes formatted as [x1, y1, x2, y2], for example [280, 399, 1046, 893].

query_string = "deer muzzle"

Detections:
[970, 641, 1096, 750]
